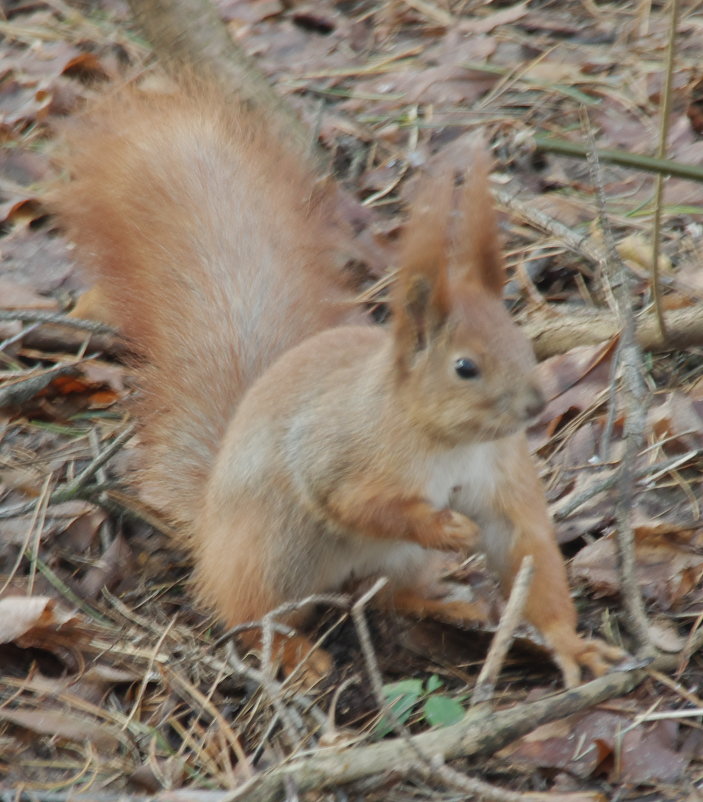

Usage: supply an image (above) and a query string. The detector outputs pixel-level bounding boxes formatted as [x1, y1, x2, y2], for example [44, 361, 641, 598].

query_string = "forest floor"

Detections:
[1, 0, 703, 800]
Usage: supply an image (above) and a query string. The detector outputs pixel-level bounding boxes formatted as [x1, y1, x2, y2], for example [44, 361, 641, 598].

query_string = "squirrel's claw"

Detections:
[548, 629, 628, 687]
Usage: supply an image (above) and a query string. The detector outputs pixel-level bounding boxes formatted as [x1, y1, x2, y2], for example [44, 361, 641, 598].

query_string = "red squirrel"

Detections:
[55, 81, 622, 686]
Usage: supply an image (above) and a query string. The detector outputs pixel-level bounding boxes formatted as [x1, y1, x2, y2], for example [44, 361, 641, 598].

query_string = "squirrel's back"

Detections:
[55, 81, 359, 528]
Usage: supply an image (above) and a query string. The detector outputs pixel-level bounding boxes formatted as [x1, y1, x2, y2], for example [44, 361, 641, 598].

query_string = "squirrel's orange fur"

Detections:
[56, 82, 621, 686]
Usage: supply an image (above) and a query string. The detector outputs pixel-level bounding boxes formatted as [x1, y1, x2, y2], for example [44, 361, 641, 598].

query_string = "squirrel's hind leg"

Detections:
[195, 512, 333, 687]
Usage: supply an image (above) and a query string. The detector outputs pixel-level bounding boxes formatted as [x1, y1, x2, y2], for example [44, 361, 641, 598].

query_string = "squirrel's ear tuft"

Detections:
[393, 167, 453, 365]
[453, 145, 505, 297]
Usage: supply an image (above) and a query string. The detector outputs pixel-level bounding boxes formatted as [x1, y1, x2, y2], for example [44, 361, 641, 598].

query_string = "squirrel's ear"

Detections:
[393, 168, 453, 365]
[453, 146, 505, 297]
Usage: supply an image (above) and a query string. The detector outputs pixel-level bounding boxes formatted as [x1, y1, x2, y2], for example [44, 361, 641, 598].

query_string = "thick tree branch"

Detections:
[227, 668, 646, 802]
[524, 304, 703, 360]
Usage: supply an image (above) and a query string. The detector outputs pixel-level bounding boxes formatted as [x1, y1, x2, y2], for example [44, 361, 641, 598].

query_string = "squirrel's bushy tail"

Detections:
[55, 81, 358, 530]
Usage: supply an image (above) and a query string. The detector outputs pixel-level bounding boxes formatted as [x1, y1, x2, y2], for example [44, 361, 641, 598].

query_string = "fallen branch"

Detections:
[581, 114, 653, 655]
[226, 667, 645, 802]
[523, 303, 703, 360]
[226, 614, 703, 802]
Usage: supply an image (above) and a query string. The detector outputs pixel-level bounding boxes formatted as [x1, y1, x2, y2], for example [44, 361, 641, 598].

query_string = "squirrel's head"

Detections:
[392, 147, 544, 445]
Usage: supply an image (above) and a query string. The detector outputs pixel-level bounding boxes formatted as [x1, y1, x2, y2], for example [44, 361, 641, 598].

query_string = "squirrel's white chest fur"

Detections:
[324, 440, 506, 591]
[422, 439, 502, 514]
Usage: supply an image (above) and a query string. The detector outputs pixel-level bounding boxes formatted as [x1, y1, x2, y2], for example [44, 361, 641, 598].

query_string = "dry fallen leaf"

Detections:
[499, 708, 690, 784]
[571, 517, 703, 607]
[0, 226, 77, 291]
[529, 342, 615, 450]
[129, 756, 187, 793]
[537, 341, 615, 409]
[616, 233, 672, 273]
[19, 665, 140, 706]
[0, 595, 91, 671]
[78, 532, 134, 600]
[648, 619, 688, 653]
[0, 707, 122, 751]
[648, 392, 703, 454]
[0, 596, 80, 645]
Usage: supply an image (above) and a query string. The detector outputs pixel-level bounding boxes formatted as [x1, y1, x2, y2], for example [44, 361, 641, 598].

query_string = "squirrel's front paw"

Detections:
[430, 509, 481, 553]
[548, 628, 627, 687]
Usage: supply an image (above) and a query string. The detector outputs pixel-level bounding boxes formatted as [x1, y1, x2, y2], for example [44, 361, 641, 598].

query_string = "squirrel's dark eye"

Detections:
[454, 357, 480, 379]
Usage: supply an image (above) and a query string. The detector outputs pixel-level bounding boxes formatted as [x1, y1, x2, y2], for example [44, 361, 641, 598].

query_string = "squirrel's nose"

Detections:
[523, 386, 546, 420]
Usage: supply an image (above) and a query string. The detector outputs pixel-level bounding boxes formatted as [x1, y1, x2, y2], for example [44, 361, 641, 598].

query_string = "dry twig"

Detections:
[348, 578, 533, 802]
[581, 110, 652, 656]
[471, 555, 534, 706]
[553, 450, 701, 521]
[495, 188, 603, 274]
[0, 424, 136, 520]
[0, 309, 116, 334]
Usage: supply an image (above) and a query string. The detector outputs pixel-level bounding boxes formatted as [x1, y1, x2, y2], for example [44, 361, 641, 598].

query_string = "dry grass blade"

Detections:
[533, 135, 703, 182]
[0, 425, 136, 520]
[650, 0, 680, 343]
[401, 0, 453, 26]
